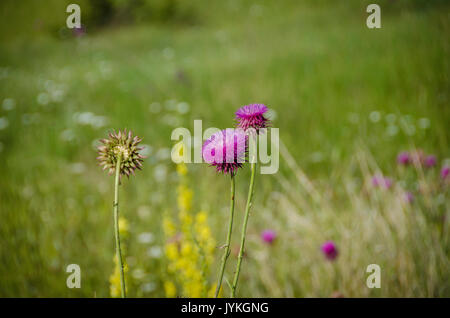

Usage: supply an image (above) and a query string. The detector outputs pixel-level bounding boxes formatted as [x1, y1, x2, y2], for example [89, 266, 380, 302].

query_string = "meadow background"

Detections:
[0, 0, 449, 297]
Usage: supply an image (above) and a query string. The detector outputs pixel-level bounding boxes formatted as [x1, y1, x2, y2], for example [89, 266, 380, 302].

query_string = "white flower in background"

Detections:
[22, 113, 41, 125]
[139, 144, 153, 158]
[141, 282, 156, 293]
[176, 102, 190, 114]
[149, 102, 161, 113]
[137, 232, 154, 244]
[37, 92, 50, 105]
[147, 246, 162, 259]
[2, 98, 15, 111]
[61, 129, 75, 142]
[132, 268, 146, 280]
[165, 99, 177, 111]
[385, 113, 396, 124]
[0, 117, 9, 130]
[369, 111, 381, 123]
[418, 117, 430, 129]
[73, 112, 108, 128]
[310, 152, 324, 163]
[70, 162, 86, 174]
[386, 125, 399, 136]
[155, 148, 170, 161]
[154, 165, 167, 182]
[162, 114, 181, 127]
[137, 205, 151, 219]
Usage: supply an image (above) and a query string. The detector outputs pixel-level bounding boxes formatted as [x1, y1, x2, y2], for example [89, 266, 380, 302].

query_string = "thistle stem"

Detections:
[215, 173, 236, 298]
[113, 155, 126, 298]
[231, 161, 256, 297]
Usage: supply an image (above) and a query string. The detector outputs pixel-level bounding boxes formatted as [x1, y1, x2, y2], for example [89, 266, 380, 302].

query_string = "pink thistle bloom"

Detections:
[202, 128, 248, 175]
[321, 241, 338, 261]
[235, 104, 270, 132]
[441, 166, 450, 179]
[397, 151, 411, 165]
[372, 175, 392, 189]
[261, 230, 277, 244]
[424, 155, 437, 168]
[404, 192, 414, 203]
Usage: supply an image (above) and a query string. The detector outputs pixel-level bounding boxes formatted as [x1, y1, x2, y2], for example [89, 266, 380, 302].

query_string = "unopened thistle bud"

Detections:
[97, 129, 145, 178]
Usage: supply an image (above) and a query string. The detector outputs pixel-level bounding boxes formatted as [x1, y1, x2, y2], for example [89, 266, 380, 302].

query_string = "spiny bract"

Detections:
[97, 129, 144, 178]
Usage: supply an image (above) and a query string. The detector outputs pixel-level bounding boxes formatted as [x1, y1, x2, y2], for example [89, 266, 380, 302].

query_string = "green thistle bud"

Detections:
[97, 129, 145, 178]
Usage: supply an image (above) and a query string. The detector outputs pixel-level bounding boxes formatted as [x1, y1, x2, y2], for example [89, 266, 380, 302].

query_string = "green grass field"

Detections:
[0, 0, 449, 297]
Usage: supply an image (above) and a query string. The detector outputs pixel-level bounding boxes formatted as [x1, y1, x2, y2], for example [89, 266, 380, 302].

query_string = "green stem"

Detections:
[215, 173, 236, 298]
[113, 155, 126, 298]
[231, 162, 256, 297]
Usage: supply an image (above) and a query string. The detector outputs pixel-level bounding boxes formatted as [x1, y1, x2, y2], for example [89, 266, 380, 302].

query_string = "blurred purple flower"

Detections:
[441, 166, 450, 179]
[261, 230, 277, 244]
[202, 128, 248, 175]
[73, 25, 86, 37]
[397, 151, 411, 165]
[372, 175, 392, 189]
[424, 155, 437, 168]
[404, 192, 414, 204]
[321, 240, 338, 261]
[235, 104, 270, 132]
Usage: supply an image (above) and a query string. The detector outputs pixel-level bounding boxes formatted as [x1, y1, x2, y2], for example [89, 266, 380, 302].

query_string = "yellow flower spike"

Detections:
[177, 162, 188, 176]
[163, 165, 217, 298]
[163, 216, 177, 237]
[177, 185, 193, 212]
[165, 242, 179, 261]
[164, 281, 177, 298]
[118, 217, 129, 237]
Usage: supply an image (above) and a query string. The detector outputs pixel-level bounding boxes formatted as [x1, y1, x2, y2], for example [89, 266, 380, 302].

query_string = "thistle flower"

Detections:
[321, 241, 338, 261]
[372, 175, 392, 189]
[441, 166, 450, 179]
[261, 230, 277, 244]
[404, 192, 414, 204]
[97, 129, 144, 178]
[424, 155, 437, 168]
[397, 151, 411, 165]
[235, 103, 270, 132]
[202, 128, 248, 175]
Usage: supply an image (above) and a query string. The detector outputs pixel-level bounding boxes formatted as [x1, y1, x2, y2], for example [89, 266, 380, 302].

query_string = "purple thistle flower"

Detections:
[235, 104, 270, 132]
[372, 175, 392, 189]
[321, 241, 338, 261]
[73, 25, 86, 37]
[424, 155, 437, 168]
[441, 166, 450, 179]
[404, 191, 414, 204]
[397, 151, 410, 165]
[202, 128, 248, 175]
[97, 129, 145, 178]
[261, 230, 277, 244]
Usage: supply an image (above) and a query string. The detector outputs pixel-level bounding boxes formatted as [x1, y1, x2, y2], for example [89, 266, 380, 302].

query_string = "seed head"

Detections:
[97, 129, 144, 178]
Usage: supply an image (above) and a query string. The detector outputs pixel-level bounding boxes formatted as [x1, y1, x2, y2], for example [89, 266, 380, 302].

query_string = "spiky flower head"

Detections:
[261, 230, 277, 244]
[97, 129, 144, 178]
[235, 103, 270, 132]
[202, 128, 248, 175]
[397, 151, 411, 165]
[321, 240, 338, 261]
